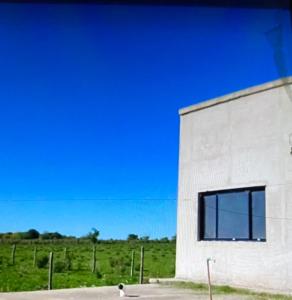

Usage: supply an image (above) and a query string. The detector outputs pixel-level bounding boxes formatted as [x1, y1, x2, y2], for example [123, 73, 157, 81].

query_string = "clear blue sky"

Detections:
[0, 3, 291, 239]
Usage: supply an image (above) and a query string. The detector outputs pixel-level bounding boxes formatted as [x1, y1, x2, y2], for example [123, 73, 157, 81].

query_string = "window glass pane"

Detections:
[203, 195, 216, 239]
[218, 191, 249, 239]
[252, 191, 266, 240]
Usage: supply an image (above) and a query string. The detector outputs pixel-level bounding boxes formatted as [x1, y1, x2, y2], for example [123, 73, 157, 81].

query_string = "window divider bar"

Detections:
[215, 194, 218, 239]
[198, 194, 203, 241]
[248, 191, 252, 240]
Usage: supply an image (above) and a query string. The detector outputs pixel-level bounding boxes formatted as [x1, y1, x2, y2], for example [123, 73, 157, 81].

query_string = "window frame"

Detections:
[198, 186, 266, 242]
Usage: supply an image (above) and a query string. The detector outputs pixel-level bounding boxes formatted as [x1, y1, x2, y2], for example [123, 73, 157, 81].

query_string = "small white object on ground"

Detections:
[118, 283, 126, 297]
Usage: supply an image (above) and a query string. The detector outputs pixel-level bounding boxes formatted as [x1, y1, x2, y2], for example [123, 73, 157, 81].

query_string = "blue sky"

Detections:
[0, 3, 291, 239]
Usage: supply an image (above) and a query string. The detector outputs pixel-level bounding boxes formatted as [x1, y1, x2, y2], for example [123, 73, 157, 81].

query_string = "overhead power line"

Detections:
[0, 197, 177, 202]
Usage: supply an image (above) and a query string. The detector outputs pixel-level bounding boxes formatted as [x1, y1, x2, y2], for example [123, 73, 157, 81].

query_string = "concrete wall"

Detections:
[176, 78, 292, 293]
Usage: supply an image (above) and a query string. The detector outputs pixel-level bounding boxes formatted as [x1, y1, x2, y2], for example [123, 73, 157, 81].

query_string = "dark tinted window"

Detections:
[199, 187, 266, 241]
[218, 191, 249, 239]
[251, 191, 266, 240]
[203, 195, 217, 239]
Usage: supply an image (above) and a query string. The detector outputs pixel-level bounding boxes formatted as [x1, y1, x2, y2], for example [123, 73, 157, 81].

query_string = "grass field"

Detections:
[168, 281, 292, 300]
[0, 241, 175, 292]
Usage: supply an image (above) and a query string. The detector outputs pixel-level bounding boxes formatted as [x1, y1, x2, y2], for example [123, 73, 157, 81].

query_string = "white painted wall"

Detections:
[176, 78, 292, 293]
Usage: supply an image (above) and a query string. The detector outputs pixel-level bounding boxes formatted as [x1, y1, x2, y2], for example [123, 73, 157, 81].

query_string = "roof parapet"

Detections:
[179, 77, 292, 116]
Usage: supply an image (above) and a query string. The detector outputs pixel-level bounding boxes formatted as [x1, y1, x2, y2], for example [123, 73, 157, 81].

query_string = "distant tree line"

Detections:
[0, 229, 68, 240]
[0, 228, 176, 243]
[127, 234, 176, 243]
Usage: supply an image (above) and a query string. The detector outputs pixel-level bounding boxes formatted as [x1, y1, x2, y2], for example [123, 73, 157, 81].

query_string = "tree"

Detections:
[24, 229, 40, 239]
[87, 228, 99, 244]
[51, 232, 63, 239]
[41, 231, 63, 240]
[140, 236, 150, 241]
[127, 234, 139, 241]
[3, 232, 13, 239]
[160, 237, 169, 242]
[41, 232, 51, 240]
[171, 235, 177, 242]
[11, 232, 23, 239]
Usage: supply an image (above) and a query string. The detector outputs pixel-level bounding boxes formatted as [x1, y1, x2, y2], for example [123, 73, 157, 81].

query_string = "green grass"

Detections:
[0, 241, 175, 292]
[166, 281, 292, 300]
[3, 242, 290, 299]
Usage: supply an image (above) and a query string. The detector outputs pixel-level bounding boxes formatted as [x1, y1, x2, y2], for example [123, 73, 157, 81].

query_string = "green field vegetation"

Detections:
[0, 241, 175, 292]
[167, 281, 292, 300]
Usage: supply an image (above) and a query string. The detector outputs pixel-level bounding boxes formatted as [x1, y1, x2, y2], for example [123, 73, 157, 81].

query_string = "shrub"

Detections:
[120, 266, 127, 275]
[104, 277, 115, 286]
[109, 258, 115, 268]
[41, 232, 63, 240]
[54, 261, 66, 273]
[64, 252, 72, 271]
[124, 261, 131, 267]
[37, 255, 49, 268]
[95, 270, 102, 279]
[75, 261, 83, 271]
[23, 229, 40, 239]
[127, 234, 138, 241]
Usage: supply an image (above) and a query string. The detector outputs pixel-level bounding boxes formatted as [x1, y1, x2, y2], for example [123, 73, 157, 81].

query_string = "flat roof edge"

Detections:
[179, 77, 292, 116]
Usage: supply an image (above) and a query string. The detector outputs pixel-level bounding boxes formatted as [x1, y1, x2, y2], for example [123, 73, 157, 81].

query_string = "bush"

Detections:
[160, 237, 169, 242]
[120, 265, 127, 275]
[104, 276, 115, 286]
[65, 255, 72, 271]
[41, 232, 63, 240]
[23, 229, 40, 240]
[37, 255, 49, 268]
[54, 261, 66, 273]
[63, 251, 72, 271]
[109, 258, 115, 268]
[124, 261, 131, 267]
[95, 270, 102, 279]
[127, 234, 138, 241]
[75, 260, 83, 271]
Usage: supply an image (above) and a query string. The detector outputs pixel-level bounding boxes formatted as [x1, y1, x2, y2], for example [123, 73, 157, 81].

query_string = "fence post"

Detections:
[48, 252, 54, 290]
[207, 258, 215, 300]
[11, 244, 16, 265]
[139, 246, 144, 284]
[33, 246, 37, 267]
[92, 245, 96, 273]
[130, 250, 135, 277]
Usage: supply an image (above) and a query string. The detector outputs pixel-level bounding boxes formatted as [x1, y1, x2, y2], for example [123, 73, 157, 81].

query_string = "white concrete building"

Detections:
[176, 77, 292, 293]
